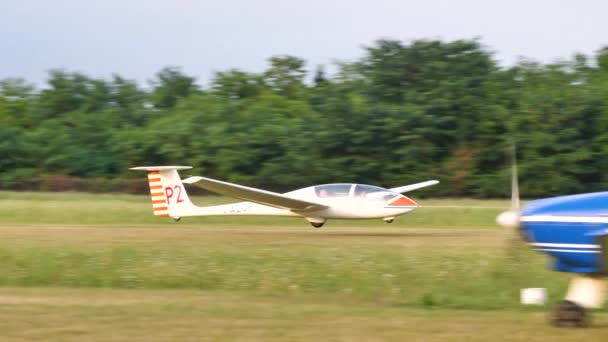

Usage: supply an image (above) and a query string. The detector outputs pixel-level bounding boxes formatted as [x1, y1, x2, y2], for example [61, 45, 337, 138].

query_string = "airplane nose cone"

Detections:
[388, 196, 418, 207]
[496, 210, 520, 229]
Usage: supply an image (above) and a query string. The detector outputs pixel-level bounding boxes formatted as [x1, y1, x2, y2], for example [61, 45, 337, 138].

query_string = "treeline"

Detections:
[2, 39, 608, 197]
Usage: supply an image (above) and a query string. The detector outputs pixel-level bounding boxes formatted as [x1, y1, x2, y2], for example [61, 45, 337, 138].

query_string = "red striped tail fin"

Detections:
[130, 166, 193, 218]
[147, 171, 169, 217]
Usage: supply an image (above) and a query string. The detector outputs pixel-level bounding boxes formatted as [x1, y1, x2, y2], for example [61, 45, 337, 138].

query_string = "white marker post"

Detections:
[521, 288, 547, 305]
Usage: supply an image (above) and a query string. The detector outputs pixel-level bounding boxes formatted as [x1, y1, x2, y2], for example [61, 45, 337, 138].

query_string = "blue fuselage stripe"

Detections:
[537, 248, 600, 253]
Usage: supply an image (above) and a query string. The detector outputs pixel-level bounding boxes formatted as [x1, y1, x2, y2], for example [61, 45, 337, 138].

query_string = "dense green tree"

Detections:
[149, 67, 198, 109]
[109, 75, 149, 126]
[1, 39, 608, 197]
[263, 55, 307, 99]
[211, 69, 262, 100]
[38, 70, 95, 117]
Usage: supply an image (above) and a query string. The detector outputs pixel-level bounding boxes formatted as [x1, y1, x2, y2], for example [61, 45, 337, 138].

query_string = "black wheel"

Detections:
[310, 222, 325, 228]
[384, 219, 394, 223]
[551, 300, 589, 328]
[173, 217, 182, 222]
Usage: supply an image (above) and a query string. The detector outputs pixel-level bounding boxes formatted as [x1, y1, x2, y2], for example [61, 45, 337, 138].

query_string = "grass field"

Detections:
[0, 191, 506, 227]
[1, 288, 606, 341]
[0, 191, 606, 340]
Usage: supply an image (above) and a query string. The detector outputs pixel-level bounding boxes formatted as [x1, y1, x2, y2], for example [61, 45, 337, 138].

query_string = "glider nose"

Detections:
[387, 195, 418, 208]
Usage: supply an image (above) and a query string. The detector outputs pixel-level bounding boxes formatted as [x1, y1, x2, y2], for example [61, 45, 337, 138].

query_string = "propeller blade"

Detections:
[498, 143, 531, 255]
[496, 143, 521, 229]
[511, 144, 520, 212]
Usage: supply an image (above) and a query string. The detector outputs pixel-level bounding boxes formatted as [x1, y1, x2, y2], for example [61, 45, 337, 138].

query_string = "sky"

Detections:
[1, 0, 607, 87]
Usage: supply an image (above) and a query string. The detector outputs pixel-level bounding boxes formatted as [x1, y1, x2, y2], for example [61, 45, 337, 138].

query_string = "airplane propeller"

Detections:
[496, 144, 530, 265]
[496, 144, 527, 243]
[496, 144, 520, 229]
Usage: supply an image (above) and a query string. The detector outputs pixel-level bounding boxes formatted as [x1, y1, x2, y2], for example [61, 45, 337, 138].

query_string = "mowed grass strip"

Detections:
[0, 287, 605, 342]
[0, 192, 579, 312]
[0, 191, 507, 228]
[0, 224, 571, 310]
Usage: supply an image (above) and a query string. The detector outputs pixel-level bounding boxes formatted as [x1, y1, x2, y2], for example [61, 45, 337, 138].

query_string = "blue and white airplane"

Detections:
[496, 154, 607, 327]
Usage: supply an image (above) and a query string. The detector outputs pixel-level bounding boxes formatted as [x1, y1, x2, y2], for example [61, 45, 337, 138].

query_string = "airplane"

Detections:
[131, 166, 439, 227]
[496, 150, 608, 327]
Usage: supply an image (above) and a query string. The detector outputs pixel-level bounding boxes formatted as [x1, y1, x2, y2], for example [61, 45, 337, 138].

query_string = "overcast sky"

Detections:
[1, 0, 606, 87]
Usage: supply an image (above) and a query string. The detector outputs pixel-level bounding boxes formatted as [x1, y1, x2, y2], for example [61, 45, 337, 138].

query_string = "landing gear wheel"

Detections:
[384, 219, 394, 223]
[310, 222, 325, 228]
[551, 300, 589, 328]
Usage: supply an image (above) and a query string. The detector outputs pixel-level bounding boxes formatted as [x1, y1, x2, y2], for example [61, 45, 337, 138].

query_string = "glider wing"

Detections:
[390, 180, 439, 194]
[182, 176, 328, 212]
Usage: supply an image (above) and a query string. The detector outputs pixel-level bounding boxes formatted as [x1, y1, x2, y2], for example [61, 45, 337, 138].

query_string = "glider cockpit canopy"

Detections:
[314, 183, 398, 201]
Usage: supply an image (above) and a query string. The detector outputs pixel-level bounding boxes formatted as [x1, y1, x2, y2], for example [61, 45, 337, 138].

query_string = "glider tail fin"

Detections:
[130, 166, 194, 218]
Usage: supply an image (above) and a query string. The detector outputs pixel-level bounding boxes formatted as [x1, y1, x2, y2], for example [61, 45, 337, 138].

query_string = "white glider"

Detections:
[131, 166, 439, 227]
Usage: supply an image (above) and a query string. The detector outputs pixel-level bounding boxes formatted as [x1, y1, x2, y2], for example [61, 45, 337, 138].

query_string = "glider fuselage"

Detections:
[185, 183, 418, 220]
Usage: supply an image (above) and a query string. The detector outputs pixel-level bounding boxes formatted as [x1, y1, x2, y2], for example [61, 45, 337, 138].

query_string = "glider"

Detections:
[131, 166, 438, 227]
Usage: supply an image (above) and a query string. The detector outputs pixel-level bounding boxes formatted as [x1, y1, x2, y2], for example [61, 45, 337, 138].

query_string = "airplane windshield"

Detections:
[315, 184, 352, 198]
[313, 184, 399, 201]
[354, 184, 398, 201]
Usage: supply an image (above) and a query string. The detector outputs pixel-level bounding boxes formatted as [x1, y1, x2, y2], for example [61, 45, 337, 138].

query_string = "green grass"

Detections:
[0, 288, 606, 341]
[0, 191, 508, 227]
[0, 191, 567, 311]
[2, 191, 606, 339]
[0, 223, 572, 311]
